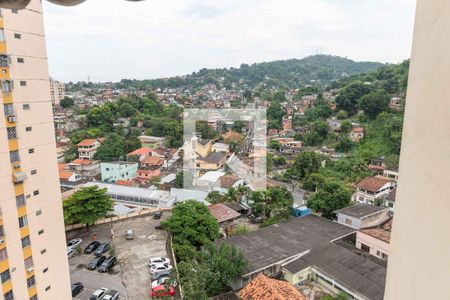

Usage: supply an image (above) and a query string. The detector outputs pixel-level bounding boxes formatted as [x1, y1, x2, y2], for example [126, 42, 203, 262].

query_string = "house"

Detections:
[100, 161, 138, 183]
[67, 158, 101, 178]
[77, 138, 102, 160]
[141, 156, 164, 169]
[127, 147, 153, 162]
[222, 215, 355, 286]
[196, 152, 227, 170]
[136, 169, 161, 184]
[368, 157, 387, 174]
[384, 188, 396, 212]
[208, 203, 241, 224]
[282, 115, 292, 131]
[138, 135, 165, 149]
[356, 218, 392, 261]
[383, 168, 399, 181]
[336, 204, 390, 229]
[212, 142, 229, 153]
[240, 274, 306, 300]
[194, 138, 213, 158]
[353, 176, 395, 205]
[327, 118, 342, 133]
[349, 123, 364, 142]
[83, 182, 175, 208]
[196, 171, 226, 190]
[58, 164, 82, 183]
[283, 242, 386, 300]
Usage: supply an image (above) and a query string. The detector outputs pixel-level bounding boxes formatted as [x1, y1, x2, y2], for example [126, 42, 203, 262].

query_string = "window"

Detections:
[17, 58, 24, 63]
[3, 104, 14, 116]
[11, 9, 18, 14]
[25, 126, 32, 132]
[28, 148, 34, 154]
[36, 210, 42, 216]
[23, 104, 30, 110]
[0, 248, 8, 261]
[33, 190, 39, 196]
[361, 243, 370, 252]
[21, 235, 30, 248]
[20, 81, 26, 86]
[45, 286, 50, 292]
[38, 229, 44, 235]
[0, 270, 10, 283]
[16, 194, 25, 207]
[24, 256, 33, 269]
[14, 33, 21, 39]
[345, 218, 352, 226]
[40, 249, 46, 255]
[30, 169, 37, 175]
[4, 290, 13, 300]
[9, 150, 19, 163]
[0, 226, 4, 238]
[43, 267, 48, 273]
[6, 127, 16, 140]
[26, 276, 35, 288]
[18, 216, 27, 228]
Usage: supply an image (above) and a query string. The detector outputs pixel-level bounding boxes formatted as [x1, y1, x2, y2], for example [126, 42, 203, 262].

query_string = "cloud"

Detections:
[43, 0, 416, 82]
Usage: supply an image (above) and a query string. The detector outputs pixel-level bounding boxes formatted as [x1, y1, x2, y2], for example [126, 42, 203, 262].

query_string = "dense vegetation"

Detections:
[68, 55, 384, 92]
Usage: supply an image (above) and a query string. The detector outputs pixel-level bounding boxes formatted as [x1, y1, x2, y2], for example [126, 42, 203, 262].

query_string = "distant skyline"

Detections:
[43, 0, 416, 83]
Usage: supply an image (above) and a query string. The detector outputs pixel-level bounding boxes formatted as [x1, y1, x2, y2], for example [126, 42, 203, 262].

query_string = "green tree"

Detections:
[307, 180, 351, 219]
[268, 140, 281, 151]
[59, 96, 74, 108]
[94, 133, 126, 161]
[63, 186, 114, 231]
[289, 151, 322, 180]
[162, 200, 220, 249]
[359, 90, 390, 119]
[340, 120, 352, 134]
[336, 82, 373, 115]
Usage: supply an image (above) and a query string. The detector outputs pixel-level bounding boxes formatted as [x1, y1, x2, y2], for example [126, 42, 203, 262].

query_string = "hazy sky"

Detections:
[43, 0, 417, 82]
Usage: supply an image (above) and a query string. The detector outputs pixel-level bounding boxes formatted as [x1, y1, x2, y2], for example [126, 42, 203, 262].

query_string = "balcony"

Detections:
[12, 171, 27, 183]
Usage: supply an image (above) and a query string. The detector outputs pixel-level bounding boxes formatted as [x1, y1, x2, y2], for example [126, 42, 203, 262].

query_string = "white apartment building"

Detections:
[0, 2, 71, 300]
[49, 77, 65, 106]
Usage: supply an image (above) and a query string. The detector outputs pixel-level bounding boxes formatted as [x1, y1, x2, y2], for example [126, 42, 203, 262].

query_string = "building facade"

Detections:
[0, 2, 71, 300]
[49, 77, 65, 107]
[100, 161, 138, 183]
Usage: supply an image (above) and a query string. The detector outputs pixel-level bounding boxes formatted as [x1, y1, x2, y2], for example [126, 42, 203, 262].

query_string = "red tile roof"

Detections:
[357, 176, 391, 192]
[127, 147, 152, 157]
[219, 175, 238, 188]
[360, 219, 393, 243]
[77, 139, 98, 146]
[142, 156, 164, 166]
[208, 203, 240, 223]
[240, 274, 306, 300]
[115, 180, 135, 187]
[71, 158, 97, 165]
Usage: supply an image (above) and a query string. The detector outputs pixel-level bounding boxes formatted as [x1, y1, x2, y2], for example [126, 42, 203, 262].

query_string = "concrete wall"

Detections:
[385, 1, 450, 298]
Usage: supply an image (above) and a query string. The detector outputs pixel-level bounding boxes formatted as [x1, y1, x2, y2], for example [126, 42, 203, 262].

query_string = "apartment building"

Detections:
[49, 77, 65, 107]
[0, 2, 71, 300]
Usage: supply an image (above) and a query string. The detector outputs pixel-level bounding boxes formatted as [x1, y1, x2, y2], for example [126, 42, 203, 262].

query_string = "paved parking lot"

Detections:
[67, 212, 171, 300]
[113, 213, 170, 300]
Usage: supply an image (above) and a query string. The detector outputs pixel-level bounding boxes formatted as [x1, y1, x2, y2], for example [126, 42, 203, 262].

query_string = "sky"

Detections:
[43, 0, 417, 83]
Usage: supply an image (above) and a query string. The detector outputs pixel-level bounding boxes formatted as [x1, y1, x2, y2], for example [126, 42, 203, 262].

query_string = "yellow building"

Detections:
[0, 2, 71, 300]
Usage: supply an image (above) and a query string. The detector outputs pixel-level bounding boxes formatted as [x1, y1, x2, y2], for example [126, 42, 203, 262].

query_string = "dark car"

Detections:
[71, 282, 84, 297]
[154, 211, 162, 219]
[94, 243, 110, 257]
[87, 255, 106, 270]
[155, 221, 162, 230]
[98, 256, 117, 273]
[84, 241, 101, 254]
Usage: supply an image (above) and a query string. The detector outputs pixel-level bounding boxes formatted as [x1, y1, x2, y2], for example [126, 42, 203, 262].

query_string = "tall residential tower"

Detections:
[0, 1, 71, 300]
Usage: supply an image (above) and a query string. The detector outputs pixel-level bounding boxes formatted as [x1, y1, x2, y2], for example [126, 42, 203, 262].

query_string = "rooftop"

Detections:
[360, 218, 393, 243]
[356, 176, 391, 192]
[198, 151, 227, 164]
[284, 243, 386, 300]
[77, 138, 98, 146]
[223, 215, 355, 275]
[198, 171, 226, 183]
[142, 156, 164, 166]
[197, 138, 211, 146]
[208, 203, 241, 223]
[70, 158, 98, 165]
[127, 147, 152, 157]
[240, 274, 306, 300]
[336, 204, 388, 219]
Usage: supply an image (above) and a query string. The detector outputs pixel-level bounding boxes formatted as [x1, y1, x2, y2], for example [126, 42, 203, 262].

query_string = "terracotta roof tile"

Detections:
[77, 139, 98, 146]
[360, 219, 393, 243]
[357, 176, 391, 192]
[127, 147, 152, 157]
[142, 156, 164, 166]
[71, 158, 97, 165]
[240, 274, 306, 300]
[208, 203, 240, 223]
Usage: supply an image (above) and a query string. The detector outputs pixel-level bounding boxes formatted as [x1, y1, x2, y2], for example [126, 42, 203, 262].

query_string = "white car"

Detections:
[150, 263, 173, 274]
[151, 276, 170, 288]
[67, 248, 75, 259]
[89, 288, 108, 300]
[148, 257, 170, 266]
[67, 238, 82, 250]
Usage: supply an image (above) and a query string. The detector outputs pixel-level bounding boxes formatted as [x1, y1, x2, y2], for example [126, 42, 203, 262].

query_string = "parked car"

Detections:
[98, 256, 117, 273]
[71, 282, 84, 297]
[154, 211, 162, 219]
[67, 238, 82, 250]
[149, 257, 170, 266]
[150, 263, 173, 274]
[155, 221, 162, 230]
[125, 229, 134, 240]
[103, 290, 119, 300]
[84, 241, 101, 254]
[94, 243, 110, 256]
[151, 285, 174, 298]
[89, 288, 108, 300]
[151, 269, 172, 281]
[151, 276, 170, 288]
[87, 255, 106, 270]
[67, 248, 75, 259]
